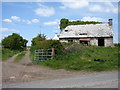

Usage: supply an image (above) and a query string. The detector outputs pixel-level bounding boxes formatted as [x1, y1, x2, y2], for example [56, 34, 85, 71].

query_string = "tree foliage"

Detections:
[2, 33, 28, 50]
[60, 18, 69, 30]
[31, 34, 64, 55]
[31, 34, 46, 46]
[60, 18, 102, 30]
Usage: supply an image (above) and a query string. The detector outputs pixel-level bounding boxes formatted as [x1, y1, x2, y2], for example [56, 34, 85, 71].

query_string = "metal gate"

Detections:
[34, 48, 54, 61]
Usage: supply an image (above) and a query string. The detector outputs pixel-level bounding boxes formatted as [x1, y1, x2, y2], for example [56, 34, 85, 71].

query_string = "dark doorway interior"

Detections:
[68, 40, 73, 43]
[80, 41, 88, 45]
[98, 38, 104, 46]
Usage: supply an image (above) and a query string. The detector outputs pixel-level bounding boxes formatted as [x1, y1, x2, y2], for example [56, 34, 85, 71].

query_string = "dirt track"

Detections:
[2, 50, 118, 88]
[2, 51, 97, 84]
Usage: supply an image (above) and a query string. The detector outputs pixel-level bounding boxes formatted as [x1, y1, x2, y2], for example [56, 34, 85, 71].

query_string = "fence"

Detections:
[34, 48, 54, 61]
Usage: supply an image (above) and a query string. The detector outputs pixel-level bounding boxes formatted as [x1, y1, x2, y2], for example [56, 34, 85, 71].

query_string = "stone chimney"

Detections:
[108, 19, 112, 26]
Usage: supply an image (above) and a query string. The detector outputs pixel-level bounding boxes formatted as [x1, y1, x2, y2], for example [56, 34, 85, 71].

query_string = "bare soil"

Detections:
[2, 51, 101, 84]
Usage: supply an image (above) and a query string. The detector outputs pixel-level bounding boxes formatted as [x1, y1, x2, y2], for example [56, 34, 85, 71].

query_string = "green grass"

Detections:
[2, 48, 20, 61]
[30, 43, 120, 71]
[31, 44, 119, 72]
[14, 51, 27, 63]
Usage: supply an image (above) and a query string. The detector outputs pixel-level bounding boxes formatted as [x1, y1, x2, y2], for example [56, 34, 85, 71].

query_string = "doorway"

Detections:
[98, 38, 104, 46]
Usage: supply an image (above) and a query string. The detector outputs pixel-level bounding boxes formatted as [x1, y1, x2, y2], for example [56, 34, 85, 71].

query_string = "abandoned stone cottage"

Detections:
[59, 19, 113, 47]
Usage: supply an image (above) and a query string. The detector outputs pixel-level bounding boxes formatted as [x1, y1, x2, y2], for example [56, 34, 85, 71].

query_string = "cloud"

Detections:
[31, 19, 39, 23]
[89, 5, 102, 12]
[35, 3, 55, 17]
[2, 19, 12, 23]
[60, 0, 89, 9]
[90, 2, 118, 14]
[3, 15, 39, 24]
[22, 20, 32, 24]
[22, 19, 39, 24]
[43, 19, 59, 25]
[0, 28, 19, 32]
[11, 16, 21, 22]
[81, 16, 106, 22]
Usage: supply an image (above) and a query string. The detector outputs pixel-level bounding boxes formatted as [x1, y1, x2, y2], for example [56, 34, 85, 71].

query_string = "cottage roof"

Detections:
[59, 23, 113, 38]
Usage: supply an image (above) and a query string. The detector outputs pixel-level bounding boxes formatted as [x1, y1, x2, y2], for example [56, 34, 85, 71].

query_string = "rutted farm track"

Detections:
[2, 51, 92, 84]
[2, 50, 118, 88]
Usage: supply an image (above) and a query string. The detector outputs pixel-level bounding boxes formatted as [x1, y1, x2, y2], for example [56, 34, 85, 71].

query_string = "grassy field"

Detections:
[2, 48, 20, 61]
[14, 51, 27, 63]
[31, 43, 119, 71]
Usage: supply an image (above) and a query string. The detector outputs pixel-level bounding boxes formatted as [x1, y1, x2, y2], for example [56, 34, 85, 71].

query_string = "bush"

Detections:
[33, 40, 64, 55]
[114, 43, 120, 47]
[63, 43, 87, 54]
[30, 40, 64, 61]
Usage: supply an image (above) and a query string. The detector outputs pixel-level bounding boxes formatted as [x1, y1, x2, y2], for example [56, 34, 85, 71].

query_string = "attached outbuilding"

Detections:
[59, 19, 113, 47]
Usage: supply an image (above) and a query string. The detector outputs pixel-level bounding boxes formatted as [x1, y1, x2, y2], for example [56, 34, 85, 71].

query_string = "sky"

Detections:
[1, 1, 119, 46]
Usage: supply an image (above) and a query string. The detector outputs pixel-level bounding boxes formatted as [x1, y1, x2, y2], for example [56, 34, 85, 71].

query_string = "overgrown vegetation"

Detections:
[1, 33, 28, 60]
[14, 51, 27, 63]
[60, 18, 102, 30]
[2, 48, 20, 61]
[2, 33, 28, 51]
[33, 43, 118, 71]
[30, 34, 118, 71]
[30, 34, 64, 60]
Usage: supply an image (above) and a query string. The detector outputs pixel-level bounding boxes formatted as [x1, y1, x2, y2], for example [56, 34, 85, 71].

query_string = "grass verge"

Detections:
[2, 48, 20, 61]
[14, 51, 27, 63]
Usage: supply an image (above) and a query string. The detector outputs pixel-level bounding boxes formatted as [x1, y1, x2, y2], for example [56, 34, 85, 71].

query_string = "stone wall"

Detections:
[104, 38, 113, 47]
[59, 39, 68, 43]
[60, 37, 113, 47]
[60, 39, 79, 43]
[90, 38, 98, 46]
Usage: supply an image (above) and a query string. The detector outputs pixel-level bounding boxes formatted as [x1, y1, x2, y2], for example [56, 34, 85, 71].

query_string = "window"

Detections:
[65, 30, 68, 32]
[79, 33, 87, 35]
[68, 40, 73, 43]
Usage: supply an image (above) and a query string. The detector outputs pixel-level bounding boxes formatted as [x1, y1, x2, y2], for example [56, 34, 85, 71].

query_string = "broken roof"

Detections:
[59, 23, 113, 38]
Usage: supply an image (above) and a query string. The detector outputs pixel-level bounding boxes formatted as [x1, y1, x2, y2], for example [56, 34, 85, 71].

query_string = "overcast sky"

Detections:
[1, 1, 118, 46]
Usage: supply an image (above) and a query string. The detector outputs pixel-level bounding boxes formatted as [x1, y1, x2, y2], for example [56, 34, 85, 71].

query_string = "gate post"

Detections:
[51, 48, 55, 56]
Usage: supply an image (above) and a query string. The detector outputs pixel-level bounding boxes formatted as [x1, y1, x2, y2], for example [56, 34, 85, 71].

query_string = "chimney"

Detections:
[108, 19, 112, 26]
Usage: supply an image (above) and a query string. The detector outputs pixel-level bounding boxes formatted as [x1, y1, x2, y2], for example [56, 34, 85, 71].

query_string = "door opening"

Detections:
[98, 38, 104, 46]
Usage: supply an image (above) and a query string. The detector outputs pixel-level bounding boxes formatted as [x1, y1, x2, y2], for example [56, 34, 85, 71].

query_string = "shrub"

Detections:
[63, 43, 87, 54]
[30, 40, 64, 60]
[35, 40, 64, 55]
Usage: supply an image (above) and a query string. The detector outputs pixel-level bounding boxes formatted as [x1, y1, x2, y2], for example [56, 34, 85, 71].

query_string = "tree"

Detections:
[31, 34, 46, 46]
[60, 18, 69, 30]
[2, 33, 28, 50]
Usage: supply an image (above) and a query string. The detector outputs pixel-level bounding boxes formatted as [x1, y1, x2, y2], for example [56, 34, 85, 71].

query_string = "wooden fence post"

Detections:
[51, 48, 55, 56]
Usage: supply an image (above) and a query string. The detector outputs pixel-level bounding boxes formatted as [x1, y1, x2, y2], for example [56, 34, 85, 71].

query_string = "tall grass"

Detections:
[2, 48, 20, 61]
[30, 43, 119, 71]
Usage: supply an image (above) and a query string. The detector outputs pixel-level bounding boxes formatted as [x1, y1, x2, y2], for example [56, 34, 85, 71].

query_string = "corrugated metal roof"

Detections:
[59, 23, 113, 38]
